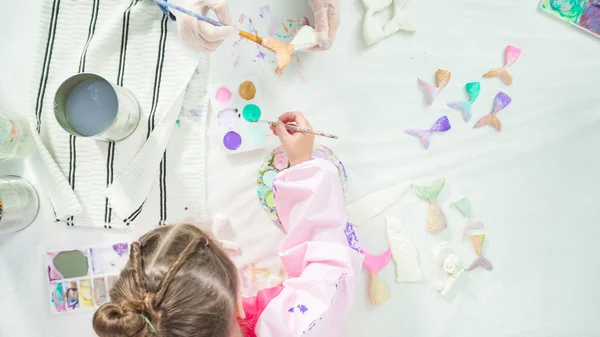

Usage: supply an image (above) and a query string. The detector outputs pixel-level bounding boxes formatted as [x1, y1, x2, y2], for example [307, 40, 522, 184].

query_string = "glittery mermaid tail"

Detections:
[405, 128, 432, 149]
[466, 255, 493, 271]
[470, 234, 486, 255]
[465, 82, 481, 103]
[413, 178, 445, 200]
[483, 66, 512, 85]
[427, 199, 447, 232]
[368, 273, 391, 305]
[504, 45, 522, 67]
[447, 101, 472, 122]
[461, 218, 484, 240]
[363, 250, 392, 274]
[492, 92, 512, 113]
[474, 113, 502, 131]
[364, 250, 392, 305]
[453, 196, 472, 217]
[417, 79, 437, 104]
[435, 69, 451, 91]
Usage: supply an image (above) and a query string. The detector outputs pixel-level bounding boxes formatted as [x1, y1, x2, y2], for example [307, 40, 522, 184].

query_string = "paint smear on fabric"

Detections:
[51, 282, 66, 313]
[242, 104, 261, 122]
[245, 126, 267, 146]
[93, 278, 108, 306]
[215, 87, 232, 104]
[79, 279, 94, 308]
[218, 108, 239, 128]
[223, 131, 242, 151]
[259, 6, 270, 18]
[262, 170, 278, 188]
[53, 250, 89, 279]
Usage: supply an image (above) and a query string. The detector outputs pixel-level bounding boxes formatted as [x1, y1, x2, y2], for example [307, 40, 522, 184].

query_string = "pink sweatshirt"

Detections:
[237, 159, 364, 337]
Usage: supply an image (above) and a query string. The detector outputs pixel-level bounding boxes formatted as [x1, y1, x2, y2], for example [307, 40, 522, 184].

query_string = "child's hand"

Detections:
[271, 112, 315, 166]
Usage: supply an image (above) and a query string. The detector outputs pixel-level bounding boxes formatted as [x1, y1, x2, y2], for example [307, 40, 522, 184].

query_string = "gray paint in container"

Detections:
[54, 73, 140, 141]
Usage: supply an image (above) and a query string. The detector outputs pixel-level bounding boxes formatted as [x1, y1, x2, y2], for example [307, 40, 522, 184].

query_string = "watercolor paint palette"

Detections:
[46, 242, 130, 314]
[210, 77, 272, 153]
[257, 145, 348, 226]
[540, 0, 600, 38]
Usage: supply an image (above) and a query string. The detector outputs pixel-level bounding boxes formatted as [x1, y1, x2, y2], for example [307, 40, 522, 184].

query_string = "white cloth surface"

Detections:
[1, 0, 600, 336]
[27, 0, 204, 228]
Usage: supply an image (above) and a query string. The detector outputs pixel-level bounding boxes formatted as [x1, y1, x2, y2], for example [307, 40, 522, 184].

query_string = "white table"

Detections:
[2, 0, 600, 336]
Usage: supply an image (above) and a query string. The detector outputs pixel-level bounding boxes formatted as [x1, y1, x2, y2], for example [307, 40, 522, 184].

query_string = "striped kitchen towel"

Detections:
[28, 0, 208, 229]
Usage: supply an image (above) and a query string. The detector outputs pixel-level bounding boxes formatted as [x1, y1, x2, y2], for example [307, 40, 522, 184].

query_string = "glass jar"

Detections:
[0, 176, 40, 234]
[0, 110, 35, 161]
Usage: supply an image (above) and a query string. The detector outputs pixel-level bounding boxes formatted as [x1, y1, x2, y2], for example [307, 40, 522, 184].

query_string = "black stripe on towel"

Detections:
[159, 151, 167, 225]
[34, 0, 61, 134]
[124, 15, 169, 226]
[104, 0, 138, 229]
[67, 0, 99, 227]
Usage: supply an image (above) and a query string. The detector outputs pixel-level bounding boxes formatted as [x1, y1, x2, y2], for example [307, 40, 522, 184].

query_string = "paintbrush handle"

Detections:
[154, 0, 266, 49]
[261, 120, 338, 139]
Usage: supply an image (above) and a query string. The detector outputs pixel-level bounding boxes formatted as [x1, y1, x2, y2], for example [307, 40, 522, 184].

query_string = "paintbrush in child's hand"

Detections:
[259, 120, 338, 139]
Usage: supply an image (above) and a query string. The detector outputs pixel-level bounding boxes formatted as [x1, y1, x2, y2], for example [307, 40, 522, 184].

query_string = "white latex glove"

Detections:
[308, 0, 340, 50]
[169, 0, 237, 53]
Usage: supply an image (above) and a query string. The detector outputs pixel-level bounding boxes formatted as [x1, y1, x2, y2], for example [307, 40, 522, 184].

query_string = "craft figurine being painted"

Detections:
[92, 112, 363, 337]
[153, 0, 340, 74]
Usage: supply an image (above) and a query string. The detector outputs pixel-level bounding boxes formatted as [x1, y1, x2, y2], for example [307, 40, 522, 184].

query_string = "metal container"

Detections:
[0, 176, 40, 234]
[54, 73, 140, 141]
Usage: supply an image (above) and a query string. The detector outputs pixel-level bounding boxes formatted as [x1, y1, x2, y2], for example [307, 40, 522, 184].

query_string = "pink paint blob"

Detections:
[215, 87, 232, 104]
[273, 153, 289, 170]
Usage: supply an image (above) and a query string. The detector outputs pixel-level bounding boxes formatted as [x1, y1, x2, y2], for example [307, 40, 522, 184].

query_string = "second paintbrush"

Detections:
[259, 120, 338, 139]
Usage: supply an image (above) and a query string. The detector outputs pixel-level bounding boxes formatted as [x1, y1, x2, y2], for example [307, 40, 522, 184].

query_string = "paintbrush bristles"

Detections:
[261, 39, 294, 75]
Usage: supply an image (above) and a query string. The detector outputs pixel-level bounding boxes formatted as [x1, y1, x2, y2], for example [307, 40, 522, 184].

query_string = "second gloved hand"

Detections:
[169, 0, 238, 53]
[309, 0, 340, 50]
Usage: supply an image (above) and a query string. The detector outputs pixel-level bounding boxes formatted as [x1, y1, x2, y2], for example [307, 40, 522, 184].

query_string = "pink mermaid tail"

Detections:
[418, 69, 451, 104]
[483, 45, 521, 85]
[363, 250, 392, 305]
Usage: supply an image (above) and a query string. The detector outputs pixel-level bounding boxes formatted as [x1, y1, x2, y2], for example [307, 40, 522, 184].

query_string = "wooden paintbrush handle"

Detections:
[238, 30, 263, 46]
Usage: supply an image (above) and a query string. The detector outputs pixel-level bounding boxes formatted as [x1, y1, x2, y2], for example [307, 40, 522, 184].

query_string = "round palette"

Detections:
[257, 144, 348, 226]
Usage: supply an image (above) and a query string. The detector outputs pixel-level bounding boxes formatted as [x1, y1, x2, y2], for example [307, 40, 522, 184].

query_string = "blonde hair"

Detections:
[93, 224, 238, 337]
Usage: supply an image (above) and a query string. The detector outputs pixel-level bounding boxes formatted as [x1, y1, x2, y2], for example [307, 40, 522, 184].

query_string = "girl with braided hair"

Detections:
[92, 113, 362, 337]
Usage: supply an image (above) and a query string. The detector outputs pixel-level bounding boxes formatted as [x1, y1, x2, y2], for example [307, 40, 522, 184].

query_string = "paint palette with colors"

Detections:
[46, 242, 130, 314]
[540, 0, 600, 38]
[257, 145, 348, 226]
[210, 77, 272, 153]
